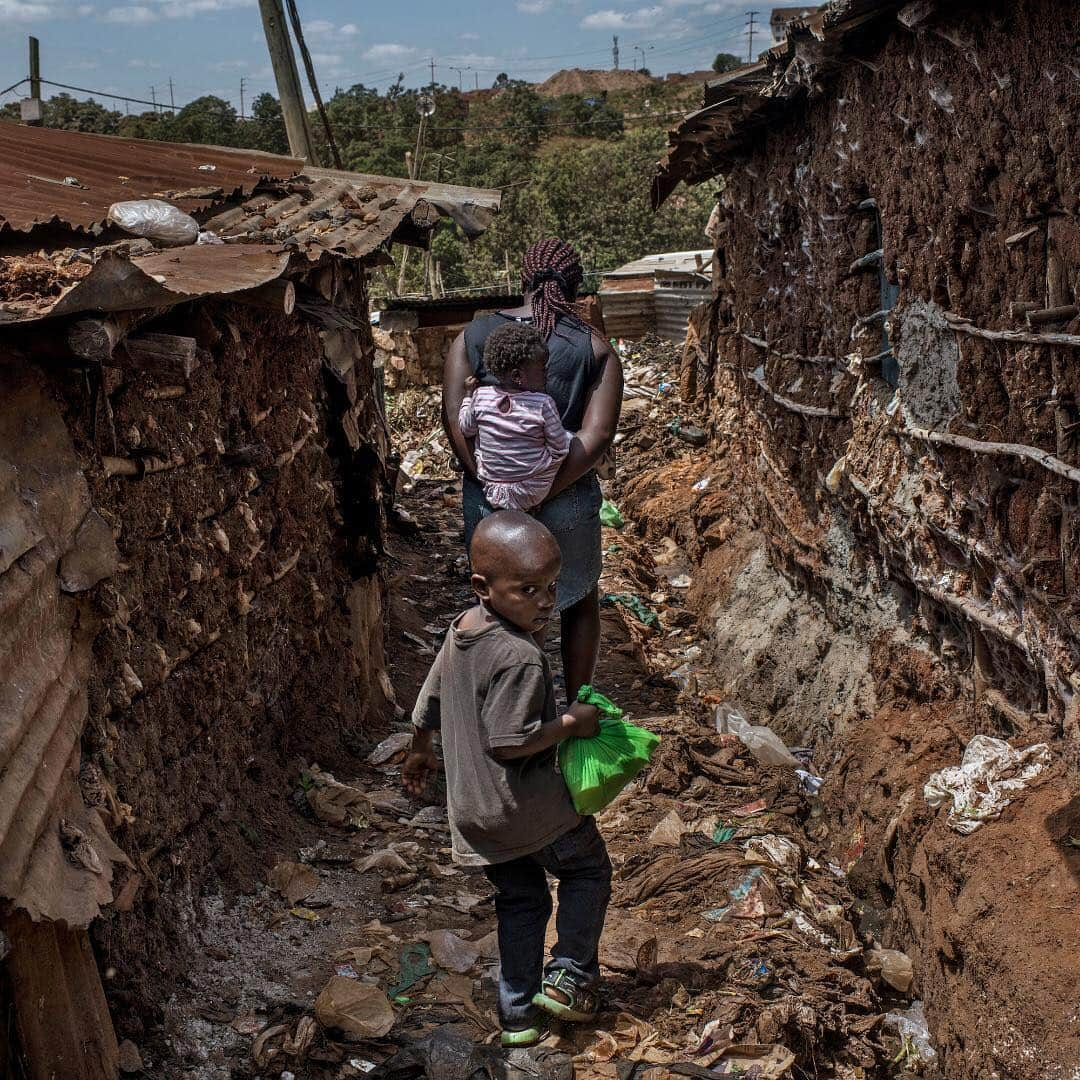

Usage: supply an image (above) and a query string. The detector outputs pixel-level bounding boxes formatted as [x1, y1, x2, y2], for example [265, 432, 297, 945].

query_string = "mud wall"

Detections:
[25, 263, 391, 1045]
[639, 1, 1080, 1075]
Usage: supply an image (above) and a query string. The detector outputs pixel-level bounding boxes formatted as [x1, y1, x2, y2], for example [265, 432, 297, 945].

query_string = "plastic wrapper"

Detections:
[884, 1000, 937, 1064]
[106, 199, 199, 247]
[559, 686, 660, 816]
[924, 735, 1050, 833]
[715, 706, 801, 769]
[867, 946, 914, 992]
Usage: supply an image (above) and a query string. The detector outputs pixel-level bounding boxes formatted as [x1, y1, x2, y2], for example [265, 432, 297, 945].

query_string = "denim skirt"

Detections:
[462, 473, 603, 612]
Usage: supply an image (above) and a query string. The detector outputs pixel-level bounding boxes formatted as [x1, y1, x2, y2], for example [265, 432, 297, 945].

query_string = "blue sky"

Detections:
[0, 0, 762, 115]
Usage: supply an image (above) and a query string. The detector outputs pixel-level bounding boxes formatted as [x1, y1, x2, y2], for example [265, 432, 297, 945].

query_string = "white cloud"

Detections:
[581, 6, 665, 29]
[104, 4, 155, 22]
[339, 22, 358, 36]
[460, 31, 480, 40]
[101, 0, 250, 22]
[305, 17, 334, 34]
[0, 0, 55, 18]
[127, 57, 161, 68]
[362, 42, 417, 62]
[517, 0, 552, 11]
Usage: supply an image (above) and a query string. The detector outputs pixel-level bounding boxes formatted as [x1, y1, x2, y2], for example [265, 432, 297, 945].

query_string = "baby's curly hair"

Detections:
[482, 323, 546, 381]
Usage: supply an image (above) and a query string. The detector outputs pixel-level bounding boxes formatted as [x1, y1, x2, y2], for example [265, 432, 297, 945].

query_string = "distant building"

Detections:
[770, 5, 818, 41]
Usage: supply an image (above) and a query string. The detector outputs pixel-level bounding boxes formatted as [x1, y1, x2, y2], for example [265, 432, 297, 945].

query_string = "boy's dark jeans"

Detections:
[483, 816, 612, 1028]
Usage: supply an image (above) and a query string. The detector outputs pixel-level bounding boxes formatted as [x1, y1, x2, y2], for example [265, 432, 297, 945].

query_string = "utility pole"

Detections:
[283, 0, 342, 168]
[28, 36, 40, 101]
[449, 65, 470, 91]
[257, 0, 319, 162]
[745, 10, 760, 61]
[23, 36, 42, 125]
[612, 35, 619, 69]
[150, 85, 157, 113]
[239, 76, 246, 119]
[475, 72, 479, 90]
[168, 76, 175, 113]
[429, 57, 437, 92]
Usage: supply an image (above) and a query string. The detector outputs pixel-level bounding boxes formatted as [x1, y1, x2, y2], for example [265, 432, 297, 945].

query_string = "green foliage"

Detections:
[713, 52, 742, 74]
[244, 92, 289, 155]
[161, 95, 239, 147]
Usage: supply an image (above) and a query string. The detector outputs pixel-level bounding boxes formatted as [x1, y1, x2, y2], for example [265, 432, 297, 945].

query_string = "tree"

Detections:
[42, 93, 120, 134]
[712, 52, 742, 74]
[164, 95, 239, 147]
[242, 93, 289, 155]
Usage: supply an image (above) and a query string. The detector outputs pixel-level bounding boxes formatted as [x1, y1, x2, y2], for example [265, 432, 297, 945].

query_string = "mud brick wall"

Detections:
[37, 266, 391, 1033]
[691, 0, 1079, 725]
[653, 1, 1080, 1075]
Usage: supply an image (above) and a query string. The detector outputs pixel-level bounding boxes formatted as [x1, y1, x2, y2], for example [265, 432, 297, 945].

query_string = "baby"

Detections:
[458, 323, 574, 512]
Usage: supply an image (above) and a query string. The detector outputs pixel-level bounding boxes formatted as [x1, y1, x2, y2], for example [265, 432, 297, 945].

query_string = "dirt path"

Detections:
[154, 474, 918, 1079]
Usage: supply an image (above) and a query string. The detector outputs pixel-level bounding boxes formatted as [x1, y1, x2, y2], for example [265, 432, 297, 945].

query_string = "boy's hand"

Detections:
[402, 732, 438, 796]
[464, 376, 479, 394]
[564, 702, 600, 738]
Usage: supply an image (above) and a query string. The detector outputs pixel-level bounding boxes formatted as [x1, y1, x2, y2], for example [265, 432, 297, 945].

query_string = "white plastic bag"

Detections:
[107, 199, 199, 246]
[924, 735, 1050, 834]
[715, 706, 801, 769]
[884, 1001, 936, 1064]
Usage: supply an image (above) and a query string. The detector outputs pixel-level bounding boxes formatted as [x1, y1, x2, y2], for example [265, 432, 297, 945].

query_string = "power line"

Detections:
[35, 78, 179, 111]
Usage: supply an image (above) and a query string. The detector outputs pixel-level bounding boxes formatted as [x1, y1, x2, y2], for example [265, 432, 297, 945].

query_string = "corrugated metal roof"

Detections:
[653, 0, 904, 205]
[0, 244, 292, 325]
[0, 122, 301, 235]
[603, 250, 713, 278]
[0, 123, 500, 256]
[0, 125, 501, 321]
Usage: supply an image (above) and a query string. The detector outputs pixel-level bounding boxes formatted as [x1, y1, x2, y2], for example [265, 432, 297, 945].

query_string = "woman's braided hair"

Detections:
[521, 238, 590, 341]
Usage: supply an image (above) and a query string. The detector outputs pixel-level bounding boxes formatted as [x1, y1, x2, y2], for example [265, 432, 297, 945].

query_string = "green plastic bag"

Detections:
[599, 500, 624, 529]
[560, 685, 660, 816]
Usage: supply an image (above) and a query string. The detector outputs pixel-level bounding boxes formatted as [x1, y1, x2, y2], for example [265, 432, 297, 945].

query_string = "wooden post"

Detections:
[122, 333, 200, 379]
[232, 278, 296, 315]
[28, 37, 40, 101]
[256, 0, 319, 163]
[2, 911, 119, 1080]
[68, 311, 154, 362]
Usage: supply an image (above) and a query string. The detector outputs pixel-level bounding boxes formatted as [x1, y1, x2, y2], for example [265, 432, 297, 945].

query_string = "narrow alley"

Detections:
[1, 3, 1077, 1079]
[142, 343, 927, 1079]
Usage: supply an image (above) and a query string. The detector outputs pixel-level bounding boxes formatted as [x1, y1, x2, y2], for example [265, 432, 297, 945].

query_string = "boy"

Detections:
[403, 511, 611, 1046]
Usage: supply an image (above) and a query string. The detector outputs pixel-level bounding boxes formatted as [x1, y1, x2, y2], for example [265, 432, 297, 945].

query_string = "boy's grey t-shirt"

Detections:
[412, 614, 580, 866]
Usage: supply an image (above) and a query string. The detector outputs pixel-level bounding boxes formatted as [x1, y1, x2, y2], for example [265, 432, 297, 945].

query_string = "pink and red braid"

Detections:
[521, 238, 590, 340]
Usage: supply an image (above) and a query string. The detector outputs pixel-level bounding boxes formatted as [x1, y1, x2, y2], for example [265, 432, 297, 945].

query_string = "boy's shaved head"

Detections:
[471, 511, 560, 581]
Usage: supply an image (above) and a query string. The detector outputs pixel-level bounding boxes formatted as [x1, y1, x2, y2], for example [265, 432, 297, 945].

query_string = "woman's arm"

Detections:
[442, 332, 478, 479]
[545, 335, 623, 499]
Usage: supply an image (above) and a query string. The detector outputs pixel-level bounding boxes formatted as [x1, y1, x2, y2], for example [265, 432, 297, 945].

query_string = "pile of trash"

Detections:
[385, 388, 458, 484]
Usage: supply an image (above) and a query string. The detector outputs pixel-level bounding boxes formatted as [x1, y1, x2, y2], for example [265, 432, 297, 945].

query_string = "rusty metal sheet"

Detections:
[0, 244, 291, 325]
[0, 365, 128, 927]
[0, 123, 302, 235]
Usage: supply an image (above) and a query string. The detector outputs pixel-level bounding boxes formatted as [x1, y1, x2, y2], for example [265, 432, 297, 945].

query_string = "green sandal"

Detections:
[531, 969, 599, 1023]
[501, 1023, 547, 1048]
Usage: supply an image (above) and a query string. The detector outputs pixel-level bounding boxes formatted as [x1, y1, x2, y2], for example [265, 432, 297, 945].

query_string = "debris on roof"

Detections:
[653, 0, 904, 206]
